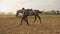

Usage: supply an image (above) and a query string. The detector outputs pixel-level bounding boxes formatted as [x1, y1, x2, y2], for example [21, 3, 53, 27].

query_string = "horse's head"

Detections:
[16, 10, 24, 18]
[16, 10, 19, 18]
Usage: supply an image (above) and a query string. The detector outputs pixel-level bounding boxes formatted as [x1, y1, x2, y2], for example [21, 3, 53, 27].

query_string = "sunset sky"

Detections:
[0, 0, 60, 13]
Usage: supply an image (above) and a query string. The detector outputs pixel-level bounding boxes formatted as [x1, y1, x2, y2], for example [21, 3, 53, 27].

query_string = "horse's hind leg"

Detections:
[37, 15, 42, 24]
[33, 15, 37, 24]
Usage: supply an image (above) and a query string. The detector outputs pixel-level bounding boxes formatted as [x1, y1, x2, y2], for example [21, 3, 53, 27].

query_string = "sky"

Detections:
[0, 0, 60, 14]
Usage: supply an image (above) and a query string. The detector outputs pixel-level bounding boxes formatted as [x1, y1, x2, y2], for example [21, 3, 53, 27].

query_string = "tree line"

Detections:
[41, 10, 60, 15]
[0, 10, 60, 15]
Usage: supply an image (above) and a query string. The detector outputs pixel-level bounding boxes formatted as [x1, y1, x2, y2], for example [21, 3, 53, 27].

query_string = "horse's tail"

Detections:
[38, 10, 42, 13]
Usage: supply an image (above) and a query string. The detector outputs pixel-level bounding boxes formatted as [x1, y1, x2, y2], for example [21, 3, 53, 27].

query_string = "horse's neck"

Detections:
[20, 10, 24, 14]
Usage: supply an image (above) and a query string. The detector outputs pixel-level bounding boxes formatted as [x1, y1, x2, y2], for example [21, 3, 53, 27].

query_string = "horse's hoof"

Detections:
[27, 24, 29, 25]
[20, 24, 22, 25]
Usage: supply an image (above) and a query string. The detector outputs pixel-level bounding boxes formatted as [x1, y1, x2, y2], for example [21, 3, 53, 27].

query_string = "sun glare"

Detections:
[0, 4, 10, 12]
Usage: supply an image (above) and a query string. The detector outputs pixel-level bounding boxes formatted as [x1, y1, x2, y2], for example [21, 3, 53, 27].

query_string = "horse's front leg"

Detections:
[24, 16, 29, 25]
[20, 17, 24, 25]
[20, 16, 29, 25]
[37, 15, 42, 24]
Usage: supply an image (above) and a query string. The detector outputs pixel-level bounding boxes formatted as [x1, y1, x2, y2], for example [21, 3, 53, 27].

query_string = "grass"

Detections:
[0, 15, 16, 18]
[0, 15, 60, 34]
[0, 15, 60, 18]
[41, 15, 60, 18]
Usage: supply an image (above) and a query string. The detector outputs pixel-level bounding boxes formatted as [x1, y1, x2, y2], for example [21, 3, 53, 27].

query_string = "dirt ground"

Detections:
[0, 17, 60, 34]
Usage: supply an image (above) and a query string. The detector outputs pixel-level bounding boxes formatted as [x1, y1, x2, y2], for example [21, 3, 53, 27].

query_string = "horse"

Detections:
[16, 8, 42, 25]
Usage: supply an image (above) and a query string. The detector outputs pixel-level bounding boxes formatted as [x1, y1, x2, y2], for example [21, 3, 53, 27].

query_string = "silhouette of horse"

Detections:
[16, 8, 42, 25]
